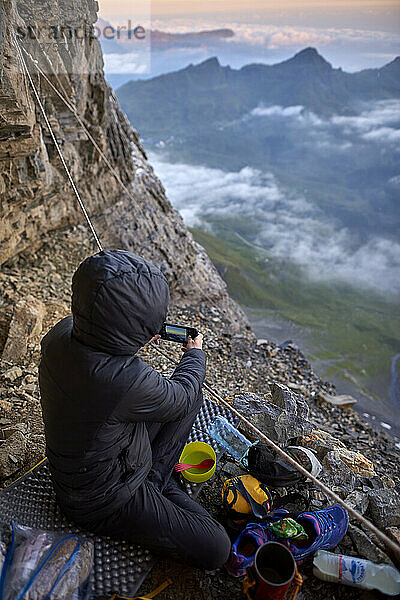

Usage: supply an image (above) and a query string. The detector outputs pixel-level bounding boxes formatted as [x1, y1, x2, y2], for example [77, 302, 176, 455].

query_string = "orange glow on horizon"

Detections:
[99, 0, 399, 18]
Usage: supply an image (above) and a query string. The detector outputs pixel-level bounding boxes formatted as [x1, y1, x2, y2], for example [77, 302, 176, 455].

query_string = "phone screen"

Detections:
[165, 325, 188, 343]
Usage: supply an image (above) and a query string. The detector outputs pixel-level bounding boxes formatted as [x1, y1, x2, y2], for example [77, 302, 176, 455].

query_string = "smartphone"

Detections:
[159, 323, 199, 344]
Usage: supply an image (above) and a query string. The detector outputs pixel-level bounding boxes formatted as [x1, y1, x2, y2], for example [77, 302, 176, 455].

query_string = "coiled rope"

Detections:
[12, 31, 400, 561]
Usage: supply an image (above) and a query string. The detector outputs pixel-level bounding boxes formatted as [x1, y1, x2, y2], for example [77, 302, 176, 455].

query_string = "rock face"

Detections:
[0, 0, 246, 325]
[367, 489, 400, 529]
[2, 295, 45, 364]
[233, 383, 313, 444]
[0, 426, 28, 478]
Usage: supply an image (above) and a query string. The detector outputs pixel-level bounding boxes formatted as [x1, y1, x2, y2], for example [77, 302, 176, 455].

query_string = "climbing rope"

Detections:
[12, 31, 400, 561]
[17, 33, 145, 209]
[12, 31, 103, 253]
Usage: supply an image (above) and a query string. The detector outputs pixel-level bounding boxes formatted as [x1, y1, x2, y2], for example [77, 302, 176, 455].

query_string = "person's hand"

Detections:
[182, 333, 203, 352]
[146, 334, 161, 347]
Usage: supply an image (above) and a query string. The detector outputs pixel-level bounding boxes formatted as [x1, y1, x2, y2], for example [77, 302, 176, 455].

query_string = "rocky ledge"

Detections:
[0, 225, 399, 600]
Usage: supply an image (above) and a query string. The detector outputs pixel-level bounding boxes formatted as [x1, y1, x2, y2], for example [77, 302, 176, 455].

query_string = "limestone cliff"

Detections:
[0, 0, 245, 325]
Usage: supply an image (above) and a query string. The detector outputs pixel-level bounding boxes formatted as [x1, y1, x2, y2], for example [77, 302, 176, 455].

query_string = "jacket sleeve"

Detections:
[114, 348, 207, 423]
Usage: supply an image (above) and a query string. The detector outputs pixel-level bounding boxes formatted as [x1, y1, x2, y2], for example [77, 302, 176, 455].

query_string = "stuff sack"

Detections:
[222, 474, 273, 525]
[0, 521, 93, 600]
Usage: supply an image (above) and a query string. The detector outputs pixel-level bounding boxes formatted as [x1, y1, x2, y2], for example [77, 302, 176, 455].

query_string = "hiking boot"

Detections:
[225, 522, 272, 577]
[281, 504, 349, 563]
[225, 510, 289, 577]
[246, 443, 322, 488]
[286, 446, 322, 478]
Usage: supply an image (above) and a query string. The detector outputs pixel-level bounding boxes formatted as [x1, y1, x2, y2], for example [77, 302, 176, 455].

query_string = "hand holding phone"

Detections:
[183, 332, 203, 351]
[159, 323, 200, 344]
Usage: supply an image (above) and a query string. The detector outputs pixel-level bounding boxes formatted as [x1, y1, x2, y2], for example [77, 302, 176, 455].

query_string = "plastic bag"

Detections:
[0, 539, 6, 579]
[0, 521, 93, 600]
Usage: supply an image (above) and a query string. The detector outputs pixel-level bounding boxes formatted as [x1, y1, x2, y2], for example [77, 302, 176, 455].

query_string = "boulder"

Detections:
[344, 490, 369, 515]
[0, 427, 28, 478]
[1, 295, 45, 364]
[233, 384, 312, 445]
[269, 382, 310, 421]
[335, 449, 375, 477]
[318, 392, 357, 407]
[348, 524, 393, 564]
[301, 429, 346, 460]
[322, 451, 357, 495]
[1, 366, 23, 382]
[367, 489, 400, 529]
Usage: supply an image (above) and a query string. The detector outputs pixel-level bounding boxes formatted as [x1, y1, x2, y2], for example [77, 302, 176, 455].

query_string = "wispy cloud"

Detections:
[331, 100, 400, 131]
[248, 99, 400, 149]
[103, 52, 150, 74]
[362, 127, 400, 143]
[148, 19, 400, 54]
[251, 105, 304, 117]
[149, 151, 400, 295]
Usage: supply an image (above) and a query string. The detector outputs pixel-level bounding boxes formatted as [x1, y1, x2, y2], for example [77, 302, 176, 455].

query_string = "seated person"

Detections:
[39, 249, 230, 570]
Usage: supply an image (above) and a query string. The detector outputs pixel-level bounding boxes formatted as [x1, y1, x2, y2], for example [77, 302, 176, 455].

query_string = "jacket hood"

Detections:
[72, 250, 170, 355]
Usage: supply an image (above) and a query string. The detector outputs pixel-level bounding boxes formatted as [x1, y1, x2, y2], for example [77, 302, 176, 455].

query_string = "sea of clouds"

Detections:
[247, 98, 400, 149]
[150, 153, 400, 295]
[148, 99, 400, 296]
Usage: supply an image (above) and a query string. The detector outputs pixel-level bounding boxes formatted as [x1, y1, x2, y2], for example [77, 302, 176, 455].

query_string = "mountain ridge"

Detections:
[116, 48, 400, 138]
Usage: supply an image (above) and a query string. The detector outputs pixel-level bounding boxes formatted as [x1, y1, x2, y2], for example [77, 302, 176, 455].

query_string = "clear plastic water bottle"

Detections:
[207, 416, 253, 462]
[313, 550, 400, 596]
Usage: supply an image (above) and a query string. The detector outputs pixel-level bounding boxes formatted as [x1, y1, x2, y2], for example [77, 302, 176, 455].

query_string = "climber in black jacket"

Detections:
[39, 249, 230, 570]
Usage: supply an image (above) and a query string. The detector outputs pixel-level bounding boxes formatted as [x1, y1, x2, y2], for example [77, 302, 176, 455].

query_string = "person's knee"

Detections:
[200, 524, 231, 571]
[194, 389, 204, 411]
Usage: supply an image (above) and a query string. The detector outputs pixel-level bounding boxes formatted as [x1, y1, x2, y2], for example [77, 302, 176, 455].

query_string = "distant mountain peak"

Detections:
[199, 57, 221, 68]
[288, 47, 332, 68]
[382, 55, 400, 71]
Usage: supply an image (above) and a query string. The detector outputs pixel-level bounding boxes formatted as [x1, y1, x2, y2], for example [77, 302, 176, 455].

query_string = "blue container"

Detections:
[207, 416, 253, 462]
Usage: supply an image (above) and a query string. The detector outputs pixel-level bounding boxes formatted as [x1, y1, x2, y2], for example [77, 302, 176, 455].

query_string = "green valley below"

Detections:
[190, 226, 400, 422]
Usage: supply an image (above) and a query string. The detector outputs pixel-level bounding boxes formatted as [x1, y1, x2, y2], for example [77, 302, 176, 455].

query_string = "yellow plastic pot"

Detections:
[178, 441, 216, 483]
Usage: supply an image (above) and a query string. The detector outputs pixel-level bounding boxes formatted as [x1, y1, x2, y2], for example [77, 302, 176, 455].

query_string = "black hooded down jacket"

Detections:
[39, 250, 207, 524]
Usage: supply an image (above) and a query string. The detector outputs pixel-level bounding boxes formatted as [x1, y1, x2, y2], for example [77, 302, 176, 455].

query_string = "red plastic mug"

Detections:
[251, 542, 296, 600]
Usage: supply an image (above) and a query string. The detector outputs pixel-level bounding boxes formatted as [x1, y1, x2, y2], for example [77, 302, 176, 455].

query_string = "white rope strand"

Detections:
[12, 32, 103, 253]
[17, 41, 140, 208]
[17, 38, 209, 305]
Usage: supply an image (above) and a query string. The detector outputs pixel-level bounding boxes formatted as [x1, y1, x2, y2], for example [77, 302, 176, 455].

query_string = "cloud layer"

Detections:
[149, 150, 400, 295]
[248, 99, 400, 150]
